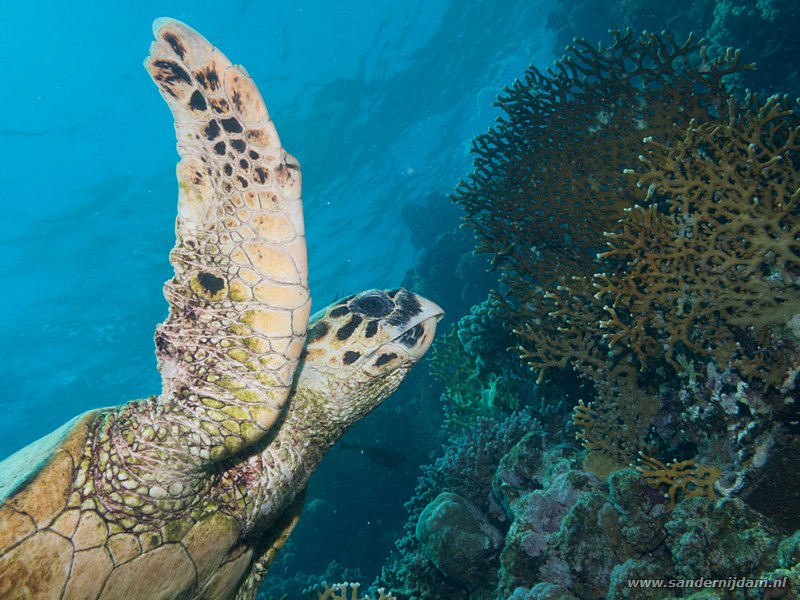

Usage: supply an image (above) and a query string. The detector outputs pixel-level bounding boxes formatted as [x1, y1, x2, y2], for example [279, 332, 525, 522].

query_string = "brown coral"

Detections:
[309, 582, 396, 600]
[454, 30, 754, 388]
[595, 94, 800, 387]
[453, 28, 800, 483]
[636, 453, 721, 511]
[454, 30, 748, 292]
[571, 363, 659, 477]
[509, 277, 609, 384]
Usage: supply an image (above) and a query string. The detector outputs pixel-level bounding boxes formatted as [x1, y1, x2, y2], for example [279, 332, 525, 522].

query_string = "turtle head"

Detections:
[296, 288, 443, 425]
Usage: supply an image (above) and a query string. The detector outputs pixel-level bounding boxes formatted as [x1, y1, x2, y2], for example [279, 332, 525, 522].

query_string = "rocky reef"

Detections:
[375, 417, 797, 599]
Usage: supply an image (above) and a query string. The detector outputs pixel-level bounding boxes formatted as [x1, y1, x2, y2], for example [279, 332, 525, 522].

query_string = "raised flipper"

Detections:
[139, 19, 310, 469]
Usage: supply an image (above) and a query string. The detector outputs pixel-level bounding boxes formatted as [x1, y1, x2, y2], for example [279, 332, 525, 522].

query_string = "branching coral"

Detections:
[453, 28, 799, 484]
[547, 0, 800, 96]
[509, 277, 610, 384]
[595, 94, 800, 387]
[429, 325, 493, 429]
[452, 31, 754, 440]
[453, 29, 749, 293]
[636, 453, 721, 511]
[571, 366, 659, 478]
[308, 582, 395, 600]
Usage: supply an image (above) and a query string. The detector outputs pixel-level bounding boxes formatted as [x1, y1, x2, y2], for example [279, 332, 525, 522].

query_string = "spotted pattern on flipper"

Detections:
[105, 18, 315, 485]
[0, 20, 443, 600]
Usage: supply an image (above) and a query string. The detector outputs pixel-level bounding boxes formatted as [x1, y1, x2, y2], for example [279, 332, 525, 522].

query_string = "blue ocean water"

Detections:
[0, 0, 554, 458]
[3, 2, 800, 599]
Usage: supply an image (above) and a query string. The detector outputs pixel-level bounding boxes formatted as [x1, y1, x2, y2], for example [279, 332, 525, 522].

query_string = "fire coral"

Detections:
[452, 29, 800, 472]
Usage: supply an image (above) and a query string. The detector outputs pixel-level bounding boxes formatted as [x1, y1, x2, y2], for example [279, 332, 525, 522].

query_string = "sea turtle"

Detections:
[0, 18, 442, 600]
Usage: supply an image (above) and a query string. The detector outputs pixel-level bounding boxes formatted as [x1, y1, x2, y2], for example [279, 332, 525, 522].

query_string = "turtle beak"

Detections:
[389, 293, 444, 361]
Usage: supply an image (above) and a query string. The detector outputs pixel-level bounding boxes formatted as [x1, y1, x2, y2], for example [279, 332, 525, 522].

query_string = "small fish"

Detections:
[338, 441, 407, 469]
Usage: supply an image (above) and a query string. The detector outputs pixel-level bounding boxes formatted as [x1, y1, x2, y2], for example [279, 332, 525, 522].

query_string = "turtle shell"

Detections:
[0, 410, 98, 598]
[0, 410, 256, 600]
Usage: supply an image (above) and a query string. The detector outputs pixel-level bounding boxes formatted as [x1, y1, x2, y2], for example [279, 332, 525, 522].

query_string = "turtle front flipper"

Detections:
[142, 19, 310, 468]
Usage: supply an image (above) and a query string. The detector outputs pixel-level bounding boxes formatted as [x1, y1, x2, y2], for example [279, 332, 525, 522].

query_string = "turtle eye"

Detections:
[351, 292, 393, 318]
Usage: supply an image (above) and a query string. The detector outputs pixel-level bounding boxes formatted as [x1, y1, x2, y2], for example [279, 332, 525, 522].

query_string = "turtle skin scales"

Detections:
[0, 19, 442, 600]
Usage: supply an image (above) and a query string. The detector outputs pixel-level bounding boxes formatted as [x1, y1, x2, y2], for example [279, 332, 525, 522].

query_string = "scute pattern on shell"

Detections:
[0, 409, 246, 600]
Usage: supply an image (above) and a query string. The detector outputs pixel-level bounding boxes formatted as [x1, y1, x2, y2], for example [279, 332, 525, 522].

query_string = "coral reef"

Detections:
[429, 298, 539, 434]
[308, 582, 396, 600]
[762, 532, 800, 595]
[570, 374, 659, 478]
[260, 556, 375, 600]
[452, 28, 800, 504]
[497, 463, 604, 597]
[377, 411, 797, 600]
[373, 28, 800, 600]
[453, 34, 768, 482]
[664, 497, 780, 582]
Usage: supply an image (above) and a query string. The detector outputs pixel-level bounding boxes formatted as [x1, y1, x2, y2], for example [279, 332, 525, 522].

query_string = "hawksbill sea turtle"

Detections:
[0, 18, 442, 600]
